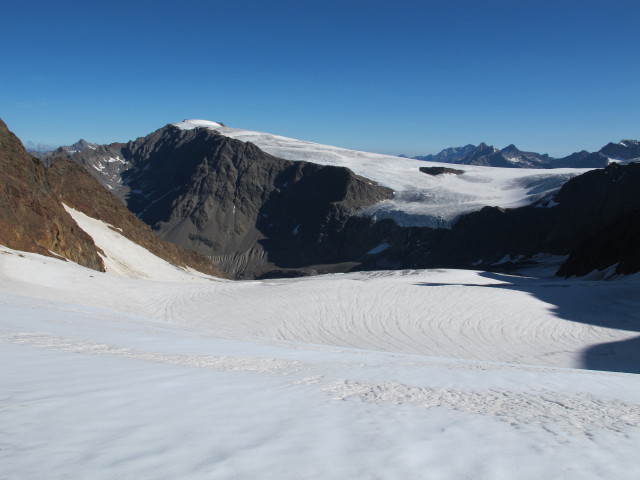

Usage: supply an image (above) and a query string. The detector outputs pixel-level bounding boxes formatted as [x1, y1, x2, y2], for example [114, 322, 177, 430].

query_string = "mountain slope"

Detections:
[52, 120, 587, 229]
[557, 209, 640, 277]
[46, 157, 229, 278]
[49, 124, 392, 278]
[0, 118, 227, 278]
[0, 119, 105, 270]
[169, 120, 584, 228]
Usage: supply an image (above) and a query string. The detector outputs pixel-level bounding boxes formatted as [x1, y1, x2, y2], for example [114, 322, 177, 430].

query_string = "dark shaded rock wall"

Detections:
[105, 127, 393, 278]
[47, 158, 229, 278]
[557, 209, 640, 277]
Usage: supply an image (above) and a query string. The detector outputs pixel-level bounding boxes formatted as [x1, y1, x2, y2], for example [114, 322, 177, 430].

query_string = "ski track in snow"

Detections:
[7, 332, 302, 375]
[4, 329, 640, 441]
[2, 245, 639, 371]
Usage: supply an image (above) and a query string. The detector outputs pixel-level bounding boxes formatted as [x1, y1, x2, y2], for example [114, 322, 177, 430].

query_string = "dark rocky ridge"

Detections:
[53, 125, 393, 278]
[557, 209, 640, 277]
[419, 166, 465, 176]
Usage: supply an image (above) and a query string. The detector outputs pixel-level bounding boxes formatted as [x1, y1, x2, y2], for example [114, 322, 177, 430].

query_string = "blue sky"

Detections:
[2, 0, 639, 157]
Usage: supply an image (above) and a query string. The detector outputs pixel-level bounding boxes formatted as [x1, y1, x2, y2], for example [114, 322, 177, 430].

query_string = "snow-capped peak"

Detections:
[173, 119, 224, 130]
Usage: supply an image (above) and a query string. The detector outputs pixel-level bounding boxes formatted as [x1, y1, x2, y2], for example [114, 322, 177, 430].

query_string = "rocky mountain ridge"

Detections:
[46, 124, 392, 278]
[0, 119, 228, 278]
[40, 121, 640, 278]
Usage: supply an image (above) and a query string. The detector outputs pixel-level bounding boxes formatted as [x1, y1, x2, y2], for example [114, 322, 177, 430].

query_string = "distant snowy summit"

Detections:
[407, 139, 640, 169]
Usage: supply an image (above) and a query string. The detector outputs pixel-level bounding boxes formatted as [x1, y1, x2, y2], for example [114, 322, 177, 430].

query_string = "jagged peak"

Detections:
[501, 144, 520, 153]
[473, 142, 498, 153]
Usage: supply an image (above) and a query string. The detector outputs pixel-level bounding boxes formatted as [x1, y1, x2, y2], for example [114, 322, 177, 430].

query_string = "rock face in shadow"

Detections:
[557, 209, 640, 277]
[0, 119, 104, 270]
[46, 158, 229, 278]
[419, 166, 465, 176]
[53, 125, 393, 278]
[549, 162, 640, 256]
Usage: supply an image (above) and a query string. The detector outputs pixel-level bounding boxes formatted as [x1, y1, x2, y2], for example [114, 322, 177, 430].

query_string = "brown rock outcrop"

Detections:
[0, 119, 105, 270]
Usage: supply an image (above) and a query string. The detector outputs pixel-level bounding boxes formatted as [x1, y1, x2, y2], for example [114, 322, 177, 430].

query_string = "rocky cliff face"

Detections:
[52, 125, 393, 278]
[0, 119, 105, 270]
[46, 158, 229, 278]
[1, 119, 227, 278]
[557, 209, 640, 277]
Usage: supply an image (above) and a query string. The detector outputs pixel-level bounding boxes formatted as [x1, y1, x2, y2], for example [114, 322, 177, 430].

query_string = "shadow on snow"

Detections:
[415, 271, 640, 374]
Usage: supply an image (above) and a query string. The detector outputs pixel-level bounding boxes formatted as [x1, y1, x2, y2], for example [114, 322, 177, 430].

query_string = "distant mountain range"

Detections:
[403, 139, 640, 168]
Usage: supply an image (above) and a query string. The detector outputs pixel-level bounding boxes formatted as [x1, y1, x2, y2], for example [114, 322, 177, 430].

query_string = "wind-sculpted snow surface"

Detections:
[173, 119, 585, 227]
[2, 247, 640, 479]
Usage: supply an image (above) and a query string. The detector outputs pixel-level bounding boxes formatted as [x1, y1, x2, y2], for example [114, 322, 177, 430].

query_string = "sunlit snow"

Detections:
[63, 205, 218, 282]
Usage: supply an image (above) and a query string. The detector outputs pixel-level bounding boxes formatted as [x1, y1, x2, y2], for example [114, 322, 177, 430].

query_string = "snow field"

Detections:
[6, 243, 636, 371]
[1, 256, 640, 479]
[2, 212, 640, 479]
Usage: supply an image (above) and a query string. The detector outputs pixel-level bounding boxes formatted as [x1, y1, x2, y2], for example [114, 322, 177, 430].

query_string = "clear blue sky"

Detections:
[2, 0, 638, 157]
